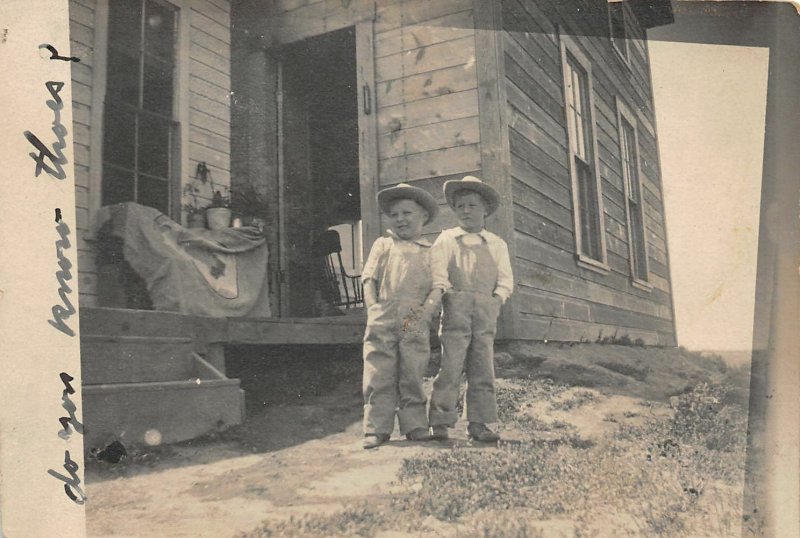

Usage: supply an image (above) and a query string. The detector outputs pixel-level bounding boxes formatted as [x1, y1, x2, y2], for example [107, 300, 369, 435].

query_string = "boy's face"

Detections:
[388, 199, 428, 240]
[453, 191, 487, 233]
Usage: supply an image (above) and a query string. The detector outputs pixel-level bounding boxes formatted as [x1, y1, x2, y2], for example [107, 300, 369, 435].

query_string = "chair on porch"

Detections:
[313, 229, 363, 310]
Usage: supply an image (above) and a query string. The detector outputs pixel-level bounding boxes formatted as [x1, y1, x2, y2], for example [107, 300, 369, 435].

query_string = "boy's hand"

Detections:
[403, 307, 428, 336]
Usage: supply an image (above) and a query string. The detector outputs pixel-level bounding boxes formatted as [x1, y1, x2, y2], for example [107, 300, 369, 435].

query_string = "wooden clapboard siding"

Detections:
[188, 0, 232, 192]
[498, 0, 674, 344]
[516, 256, 671, 319]
[372, 1, 480, 235]
[377, 89, 479, 133]
[376, 62, 477, 109]
[517, 314, 665, 346]
[69, 0, 98, 306]
[378, 143, 482, 185]
[378, 116, 479, 160]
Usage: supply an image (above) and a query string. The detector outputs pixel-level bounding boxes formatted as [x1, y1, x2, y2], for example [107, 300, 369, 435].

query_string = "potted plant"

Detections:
[205, 187, 232, 230]
[230, 183, 270, 232]
[182, 182, 206, 228]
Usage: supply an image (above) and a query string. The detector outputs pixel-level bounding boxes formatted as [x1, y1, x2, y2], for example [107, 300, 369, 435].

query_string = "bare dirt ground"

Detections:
[85, 343, 747, 538]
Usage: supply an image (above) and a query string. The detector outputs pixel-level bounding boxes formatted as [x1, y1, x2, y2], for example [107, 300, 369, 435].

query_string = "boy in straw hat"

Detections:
[361, 183, 441, 449]
[427, 175, 513, 442]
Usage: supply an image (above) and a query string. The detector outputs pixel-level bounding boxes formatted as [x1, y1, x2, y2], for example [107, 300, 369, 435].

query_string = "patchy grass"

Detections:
[549, 389, 599, 411]
[242, 344, 749, 537]
[245, 382, 747, 537]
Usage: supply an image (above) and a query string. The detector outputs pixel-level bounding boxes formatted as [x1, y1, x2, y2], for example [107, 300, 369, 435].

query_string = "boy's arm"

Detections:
[422, 232, 451, 321]
[429, 231, 453, 296]
[361, 238, 386, 308]
[493, 240, 514, 304]
[363, 280, 378, 309]
[421, 288, 444, 320]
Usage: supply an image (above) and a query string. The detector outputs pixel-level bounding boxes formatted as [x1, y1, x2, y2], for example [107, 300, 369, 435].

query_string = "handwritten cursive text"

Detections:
[24, 80, 68, 180]
[48, 217, 76, 337]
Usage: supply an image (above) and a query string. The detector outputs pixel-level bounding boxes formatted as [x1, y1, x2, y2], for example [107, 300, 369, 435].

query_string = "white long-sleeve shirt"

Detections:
[430, 227, 514, 303]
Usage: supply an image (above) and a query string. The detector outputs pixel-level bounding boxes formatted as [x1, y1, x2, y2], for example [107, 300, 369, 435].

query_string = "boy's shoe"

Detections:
[406, 428, 433, 441]
[467, 422, 500, 443]
[362, 434, 390, 449]
[430, 425, 449, 441]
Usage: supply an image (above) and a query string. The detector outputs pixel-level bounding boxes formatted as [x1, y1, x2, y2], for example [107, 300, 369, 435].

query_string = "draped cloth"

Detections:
[93, 202, 271, 317]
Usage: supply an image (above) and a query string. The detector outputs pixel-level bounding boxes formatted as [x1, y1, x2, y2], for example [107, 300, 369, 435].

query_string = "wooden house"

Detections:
[228, 0, 676, 345]
[67, 0, 675, 448]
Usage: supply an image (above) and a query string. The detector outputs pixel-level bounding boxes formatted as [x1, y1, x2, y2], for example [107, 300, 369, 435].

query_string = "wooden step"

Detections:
[82, 378, 245, 452]
[79, 306, 225, 340]
[80, 335, 197, 384]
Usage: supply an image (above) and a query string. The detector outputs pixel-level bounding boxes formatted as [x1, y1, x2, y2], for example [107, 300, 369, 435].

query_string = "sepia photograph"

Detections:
[0, 0, 797, 536]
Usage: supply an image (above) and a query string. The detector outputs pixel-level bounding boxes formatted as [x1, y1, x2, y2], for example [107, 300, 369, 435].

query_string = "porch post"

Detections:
[473, 0, 517, 340]
[356, 19, 382, 258]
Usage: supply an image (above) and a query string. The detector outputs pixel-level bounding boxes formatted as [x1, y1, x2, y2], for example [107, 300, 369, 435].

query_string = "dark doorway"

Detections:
[281, 27, 360, 317]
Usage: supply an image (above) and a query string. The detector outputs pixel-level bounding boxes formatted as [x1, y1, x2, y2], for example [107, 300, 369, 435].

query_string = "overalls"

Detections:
[429, 233, 501, 427]
[362, 239, 432, 436]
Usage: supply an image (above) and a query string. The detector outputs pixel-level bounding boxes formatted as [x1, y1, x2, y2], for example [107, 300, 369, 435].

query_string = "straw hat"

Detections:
[443, 175, 500, 216]
[376, 183, 439, 225]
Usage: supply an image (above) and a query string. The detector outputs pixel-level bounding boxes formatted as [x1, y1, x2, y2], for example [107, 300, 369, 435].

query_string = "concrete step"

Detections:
[80, 335, 197, 384]
[82, 377, 245, 452]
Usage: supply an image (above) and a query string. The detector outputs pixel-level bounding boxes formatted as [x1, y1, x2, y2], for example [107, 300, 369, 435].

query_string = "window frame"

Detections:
[89, 0, 190, 228]
[607, 0, 631, 68]
[615, 97, 652, 290]
[558, 30, 609, 274]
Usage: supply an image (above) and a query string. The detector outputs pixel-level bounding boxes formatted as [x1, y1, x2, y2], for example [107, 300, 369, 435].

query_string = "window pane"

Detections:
[138, 175, 169, 214]
[138, 113, 171, 179]
[576, 159, 600, 260]
[568, 59, 588, 160]
[106, 46, 141, 106]
[624, 124, 639, 200]
[144, 0, 176, 61]
[609, 2, 628, 58]
[102, 164, 135, 205]
[142, 56, 173, 115]
[102, 105, 136, 169]
[620, 121, 632, 194]
[108, 0, 142, 51]
[630, 203, 648, 280]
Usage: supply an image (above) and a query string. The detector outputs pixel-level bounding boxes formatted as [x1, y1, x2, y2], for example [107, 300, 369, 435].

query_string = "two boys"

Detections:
[361, 176, 513, 448]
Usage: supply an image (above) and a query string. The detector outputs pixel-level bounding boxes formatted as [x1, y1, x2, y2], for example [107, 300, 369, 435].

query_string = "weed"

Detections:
[550, 390, 599, 411]
[597, 361, 649, 382]
[244, 503, 393, 537]
[595, 331, 646, 347]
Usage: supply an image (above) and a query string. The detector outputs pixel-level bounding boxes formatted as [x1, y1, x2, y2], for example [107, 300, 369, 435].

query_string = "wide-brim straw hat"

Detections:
[377, 183, 439, 225]
[443, 175, 500, 216]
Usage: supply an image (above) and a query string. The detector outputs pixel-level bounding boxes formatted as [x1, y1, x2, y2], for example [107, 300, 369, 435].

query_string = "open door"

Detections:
[276, 23, 377, 318]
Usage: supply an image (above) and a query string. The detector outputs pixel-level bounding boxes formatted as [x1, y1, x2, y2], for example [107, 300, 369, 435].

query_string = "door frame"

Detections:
[275, 20, 379, 317]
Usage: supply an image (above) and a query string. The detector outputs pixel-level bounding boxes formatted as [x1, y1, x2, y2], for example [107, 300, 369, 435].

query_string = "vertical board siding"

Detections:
[502, 0, 674, 344]
[71, 0, 232, 303]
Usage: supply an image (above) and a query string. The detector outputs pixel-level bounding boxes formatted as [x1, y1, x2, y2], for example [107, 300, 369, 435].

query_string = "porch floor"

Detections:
[227, 310, 366, 345]
[79, 306, 366, 347]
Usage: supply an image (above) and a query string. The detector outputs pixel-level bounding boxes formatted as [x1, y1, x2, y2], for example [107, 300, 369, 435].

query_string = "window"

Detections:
[559, 33, 607, 270]
[616, 99, 650, 285]
[607, 0, 629, 63]
[102, 0, 178, 216]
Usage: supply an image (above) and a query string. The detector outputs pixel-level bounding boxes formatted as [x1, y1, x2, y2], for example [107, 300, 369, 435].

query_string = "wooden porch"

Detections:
[228, 312, 366, 345]
[80, 306, 367, 349]
[78, 307, 365, 451]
